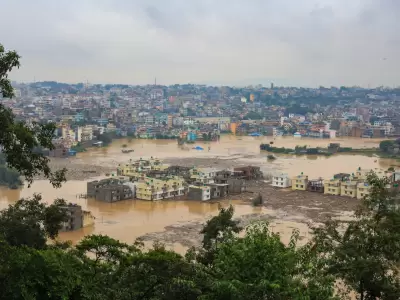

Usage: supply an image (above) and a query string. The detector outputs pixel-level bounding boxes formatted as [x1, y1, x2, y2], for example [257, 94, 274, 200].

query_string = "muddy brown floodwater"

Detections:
[0, 135, 397, 253]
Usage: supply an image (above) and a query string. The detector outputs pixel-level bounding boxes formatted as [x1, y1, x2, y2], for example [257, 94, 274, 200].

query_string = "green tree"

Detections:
[0, 241, 85, 300]
[113, 244, 208, 300]
[72, 235, 143, 299]
[96, 133, 113, 145]
[200, 205, 242, 251]
[204, 222, 338, 300]
[313, 173, 400, 299]
[379, 140, 395, 153]
[187, 205, 242, 265]
[0, 194, 68, 249]
[0, 43, 66, 187]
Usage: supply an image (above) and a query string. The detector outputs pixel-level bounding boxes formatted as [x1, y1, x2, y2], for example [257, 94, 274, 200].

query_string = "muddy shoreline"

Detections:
[137, 180, 358, 248]
[139, 157, 359, 247]
[34, 158, 115, 181]
[164, 155, 266, 170]
[42, 154, 358, 248]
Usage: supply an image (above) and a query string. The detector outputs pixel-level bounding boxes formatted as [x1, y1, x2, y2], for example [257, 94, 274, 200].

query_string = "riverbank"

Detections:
[138, 209, 311, 248]
[138, 180, 358, 248]
[34, 158, 115, 181]
[164, 155, 261, 169]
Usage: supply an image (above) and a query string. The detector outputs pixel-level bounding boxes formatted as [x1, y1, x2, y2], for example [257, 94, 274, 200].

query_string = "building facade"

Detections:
[187, 185, 211, 201]
[134, 176, 186, 201]
[324, 179, 341, 195]
[291, 174, 308, 191]
[272, 173, 291, 188]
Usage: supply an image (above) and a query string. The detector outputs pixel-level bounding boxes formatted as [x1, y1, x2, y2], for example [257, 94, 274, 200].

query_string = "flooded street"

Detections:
[0, 135, 395, 251]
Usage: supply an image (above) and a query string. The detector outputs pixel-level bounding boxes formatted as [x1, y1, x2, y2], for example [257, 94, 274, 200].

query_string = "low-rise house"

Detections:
[59, 204, 95, 232]
[341, 179, 358, 198]
[187, 185, 211, 201]
[272, 173, 291, 188]
[357, 182, 371, 199]
[307, 178, 324, 193]
[324, 178, 341, 195]
[190, 167, 218, 184]
[291, 173, 308, 191]
[87, 177, 130, 197]
[87, 177, 134, 202]
[117, 157, 169, 177]
[205, 183, 229, 198]
[96, 185, 134, 202]
[214, 175, 247, 194]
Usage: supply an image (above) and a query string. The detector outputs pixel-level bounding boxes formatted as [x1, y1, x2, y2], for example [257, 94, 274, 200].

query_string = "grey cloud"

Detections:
[0, 0, 399, 86]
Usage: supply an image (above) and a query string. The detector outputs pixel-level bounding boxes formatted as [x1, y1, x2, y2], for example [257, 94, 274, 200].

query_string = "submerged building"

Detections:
[59, 203, 95, 232]
[87, 177, 134, 203]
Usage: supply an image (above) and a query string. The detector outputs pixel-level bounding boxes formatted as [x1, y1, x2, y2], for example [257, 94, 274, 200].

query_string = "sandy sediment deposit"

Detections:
[138, 206, 314, 248]
[34, 158, 115, 181]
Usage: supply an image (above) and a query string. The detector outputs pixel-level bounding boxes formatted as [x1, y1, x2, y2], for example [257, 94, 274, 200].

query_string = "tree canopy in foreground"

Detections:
[0, 43, 66, 187]
[1, 42, 400, 300]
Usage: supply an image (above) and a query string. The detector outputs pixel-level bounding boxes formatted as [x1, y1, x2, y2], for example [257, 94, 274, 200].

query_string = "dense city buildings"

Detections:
[3, 82, 400, 155]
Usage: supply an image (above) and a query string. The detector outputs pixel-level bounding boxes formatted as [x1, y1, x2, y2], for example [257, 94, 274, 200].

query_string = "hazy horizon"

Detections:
[1, 0, 399, 87]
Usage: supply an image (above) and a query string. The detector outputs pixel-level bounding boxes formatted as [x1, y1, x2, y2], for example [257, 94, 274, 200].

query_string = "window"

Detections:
[280, 182, 283, 186]
[300, 185, 303, 188]
[296, 184, 298, 188]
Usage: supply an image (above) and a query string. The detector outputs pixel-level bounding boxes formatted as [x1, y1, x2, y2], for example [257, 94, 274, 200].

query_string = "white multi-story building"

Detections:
[188, 185, 211, 201]
[272, 173, 291, 188]
[190, 167, 217, 184]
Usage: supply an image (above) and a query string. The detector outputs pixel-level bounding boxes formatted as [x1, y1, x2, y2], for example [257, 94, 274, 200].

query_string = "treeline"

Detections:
[0, 154, 22, 189]
[1, 175, 400, 299]
[379, 139, 400, 154]
[260, 144, 354, 156]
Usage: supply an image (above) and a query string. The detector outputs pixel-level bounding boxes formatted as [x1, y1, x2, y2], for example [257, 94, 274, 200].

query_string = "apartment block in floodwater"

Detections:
[340, 179, 358, 198]
[324, 178, 341, 196]
[357, 182, 371, 199]
[187, 185, 211, 201]
[59, 203, 95, 232]
[87, 177, 134, 203]
[134, 176, 186, 201]
[117, 157, 169, 177]
[272, 173, 291, 188]
[291, 173, 308, 191]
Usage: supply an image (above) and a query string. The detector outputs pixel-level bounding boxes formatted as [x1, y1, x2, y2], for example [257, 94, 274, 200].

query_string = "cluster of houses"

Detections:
[272, 167, 400, 199]
[86, 157, 263, 202]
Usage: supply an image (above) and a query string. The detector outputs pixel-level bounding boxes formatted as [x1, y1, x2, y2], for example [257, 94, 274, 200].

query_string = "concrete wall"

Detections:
[60, 205, 83, 232]
[187, 187, 203, 201]
[95, 185, 133, 203]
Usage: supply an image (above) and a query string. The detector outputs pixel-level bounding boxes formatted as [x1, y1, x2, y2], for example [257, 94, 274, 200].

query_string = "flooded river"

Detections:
[0, 135, 396, 249]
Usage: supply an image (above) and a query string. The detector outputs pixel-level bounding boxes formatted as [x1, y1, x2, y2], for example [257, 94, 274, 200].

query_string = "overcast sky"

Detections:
[0, 0, 399, 87]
